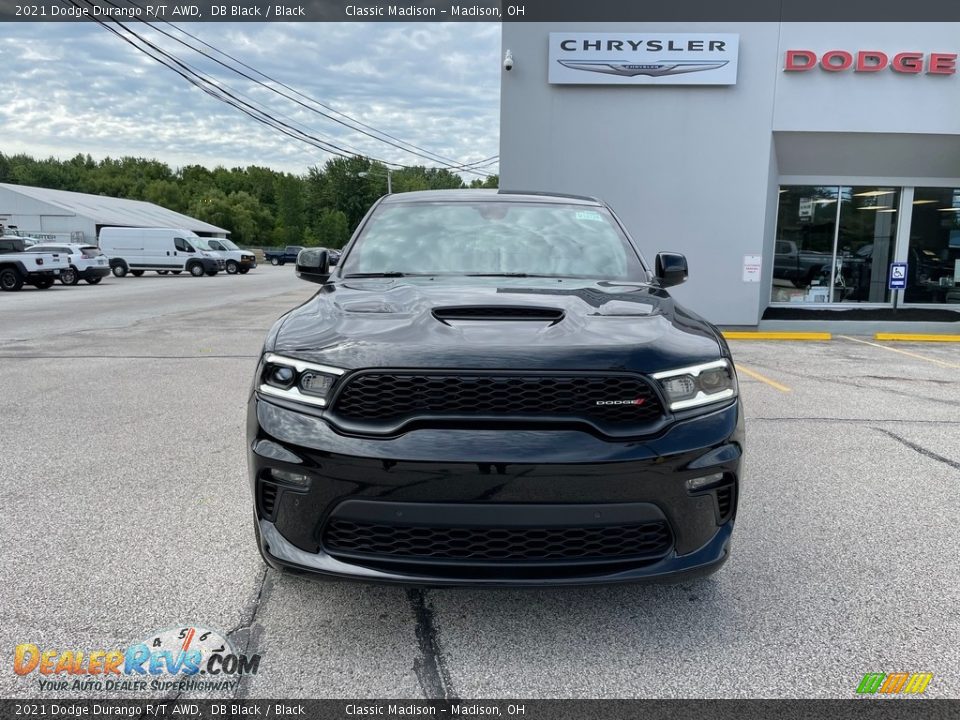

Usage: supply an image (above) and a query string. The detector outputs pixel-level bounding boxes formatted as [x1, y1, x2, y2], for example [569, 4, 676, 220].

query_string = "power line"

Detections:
[111, 0, 497, 176]
[68, 1, 423, 169]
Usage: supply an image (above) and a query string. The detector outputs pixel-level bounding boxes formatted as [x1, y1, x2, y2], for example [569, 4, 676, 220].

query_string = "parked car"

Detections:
[203, 238, 257, 274]
[26, 242, 111, 285]
[0, 236, 70, 291]
[99, 227, 224, 277]
[264, 245, 304, 266]
[247, 190, 743, 586]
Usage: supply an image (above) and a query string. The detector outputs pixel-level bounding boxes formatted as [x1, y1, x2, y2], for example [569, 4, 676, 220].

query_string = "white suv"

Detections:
[28, 243, 111, 285]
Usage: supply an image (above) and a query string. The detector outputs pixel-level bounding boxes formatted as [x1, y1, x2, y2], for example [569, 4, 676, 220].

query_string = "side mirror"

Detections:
[296, 248, 330, 284]
[655, 252, 688, 288]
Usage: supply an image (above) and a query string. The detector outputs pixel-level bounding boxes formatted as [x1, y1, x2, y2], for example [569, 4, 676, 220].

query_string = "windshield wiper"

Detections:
[344, 271, 412, 278]
[465, 273, 560, 278]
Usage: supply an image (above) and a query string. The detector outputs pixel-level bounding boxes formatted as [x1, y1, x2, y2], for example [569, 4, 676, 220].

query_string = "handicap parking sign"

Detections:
[889, 262, 908, 290]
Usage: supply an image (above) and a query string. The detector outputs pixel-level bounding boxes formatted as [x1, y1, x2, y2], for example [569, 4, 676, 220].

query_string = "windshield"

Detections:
[341, 201, 645, 280]
[191, 237, 213, 251]
[219, 239, 240, 251]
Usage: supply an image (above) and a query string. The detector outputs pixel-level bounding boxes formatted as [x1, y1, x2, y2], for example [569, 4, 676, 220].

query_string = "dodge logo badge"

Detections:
[557, 60, 729, 77]
[596, 399, 647, 406]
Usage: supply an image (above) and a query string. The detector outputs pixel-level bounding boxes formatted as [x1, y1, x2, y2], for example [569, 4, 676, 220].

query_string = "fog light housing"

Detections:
[270, 469, 311, 487]
[686, 472, 724, 492]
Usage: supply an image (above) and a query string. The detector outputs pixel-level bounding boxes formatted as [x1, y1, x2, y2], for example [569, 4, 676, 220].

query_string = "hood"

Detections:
[270, 278, 722, 374]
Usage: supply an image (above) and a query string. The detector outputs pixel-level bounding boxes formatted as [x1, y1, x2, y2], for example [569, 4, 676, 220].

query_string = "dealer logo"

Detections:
[558, 60, 728, 78]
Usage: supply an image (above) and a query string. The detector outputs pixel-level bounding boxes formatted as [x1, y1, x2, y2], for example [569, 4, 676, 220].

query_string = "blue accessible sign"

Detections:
[889, 262, 908, 290]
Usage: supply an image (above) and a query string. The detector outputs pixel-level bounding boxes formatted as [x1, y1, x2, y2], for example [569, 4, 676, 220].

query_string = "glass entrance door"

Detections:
[772, 185, 900, 304]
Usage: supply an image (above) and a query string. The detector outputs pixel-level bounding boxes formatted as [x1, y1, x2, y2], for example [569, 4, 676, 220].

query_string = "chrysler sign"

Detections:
[549, 33, 740, 85]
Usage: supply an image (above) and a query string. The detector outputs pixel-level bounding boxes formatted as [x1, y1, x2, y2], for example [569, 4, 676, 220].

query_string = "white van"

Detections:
[98, 227, 226, 278]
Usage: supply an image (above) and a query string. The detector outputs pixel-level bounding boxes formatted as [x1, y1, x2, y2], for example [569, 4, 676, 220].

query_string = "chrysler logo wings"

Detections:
[558, 60, 729, 78]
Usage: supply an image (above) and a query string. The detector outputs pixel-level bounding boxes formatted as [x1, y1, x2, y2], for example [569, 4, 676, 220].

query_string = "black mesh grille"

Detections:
[716, 484, 735, 522]
[323, 519, 672, 563]
[433, 306, 564, 321]
[331, 373, 663, 431]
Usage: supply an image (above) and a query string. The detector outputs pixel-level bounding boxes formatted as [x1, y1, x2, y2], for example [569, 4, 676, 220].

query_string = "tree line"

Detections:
[0, 152, 498, 248]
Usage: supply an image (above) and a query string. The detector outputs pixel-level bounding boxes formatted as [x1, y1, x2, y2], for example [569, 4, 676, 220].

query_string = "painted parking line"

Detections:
[839, 335, 960, 370]
[874, 333, 960, 343]
[723, 331, 832, 341]
[736, 364, 792, 393]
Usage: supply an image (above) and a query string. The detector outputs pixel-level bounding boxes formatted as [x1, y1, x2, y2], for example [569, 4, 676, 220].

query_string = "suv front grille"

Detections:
[329, 372, 663, 433]
[323, 518, 672, 564]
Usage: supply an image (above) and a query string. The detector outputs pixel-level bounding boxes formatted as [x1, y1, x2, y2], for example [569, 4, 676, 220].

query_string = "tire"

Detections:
[85, 276, 102, 285]
[270, 257, 280, 266]
[205, 270, 218, 276]
[111, 264, 127, 278]
[226, 260, 239, 274]
[131, 270, 145, 277]
[33, 278, 54, 290]
[239, 268, 250, 274]
[189, 263, 205, 277]
[0, 268, 24, 292]
[60, 267, 79, 286]
[157, 270, 169, 275]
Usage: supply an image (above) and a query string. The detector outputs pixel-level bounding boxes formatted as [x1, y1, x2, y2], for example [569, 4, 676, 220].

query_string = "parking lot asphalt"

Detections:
[1, 268, 958, 699]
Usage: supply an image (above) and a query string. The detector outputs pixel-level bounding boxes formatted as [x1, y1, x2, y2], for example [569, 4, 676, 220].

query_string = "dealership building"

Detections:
[0, 183, 228, 244]
[500, 22, 960, 327]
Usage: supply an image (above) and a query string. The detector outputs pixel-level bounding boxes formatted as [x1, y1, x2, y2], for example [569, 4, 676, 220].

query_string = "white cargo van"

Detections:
[98, 227, 226, 278]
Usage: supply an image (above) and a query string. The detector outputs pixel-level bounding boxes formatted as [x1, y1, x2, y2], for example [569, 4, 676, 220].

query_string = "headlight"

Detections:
[652, 359, 738, 411]
[258, 353, 345, 407]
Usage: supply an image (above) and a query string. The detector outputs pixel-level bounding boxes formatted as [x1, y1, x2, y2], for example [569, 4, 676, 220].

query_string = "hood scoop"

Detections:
[432, 306, 565, 323]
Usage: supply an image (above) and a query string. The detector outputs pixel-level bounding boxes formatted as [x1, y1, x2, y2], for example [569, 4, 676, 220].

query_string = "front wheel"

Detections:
[226, 260, 239, 274]
[60, 267, 79, 286]
[270, 257, 280, 266]
[85, 276, 102, 285]
[111, 263, 128, 278]
[0, 268, 24, 291]
[189, 263, 205, 277]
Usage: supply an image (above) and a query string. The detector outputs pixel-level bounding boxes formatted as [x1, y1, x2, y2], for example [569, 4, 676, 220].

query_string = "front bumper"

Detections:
[247, 396, 743, 586]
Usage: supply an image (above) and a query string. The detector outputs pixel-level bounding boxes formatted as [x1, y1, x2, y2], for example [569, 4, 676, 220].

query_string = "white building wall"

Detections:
[500, 22, 960, 325]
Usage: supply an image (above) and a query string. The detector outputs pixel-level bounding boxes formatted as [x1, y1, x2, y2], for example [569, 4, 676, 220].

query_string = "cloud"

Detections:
[0, 22, 501, 178]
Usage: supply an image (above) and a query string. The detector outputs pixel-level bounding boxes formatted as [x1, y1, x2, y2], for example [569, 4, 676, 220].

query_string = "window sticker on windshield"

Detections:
[576, 211, 603, 222]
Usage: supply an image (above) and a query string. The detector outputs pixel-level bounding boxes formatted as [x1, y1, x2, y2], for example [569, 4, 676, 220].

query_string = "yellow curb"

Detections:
[874, 333, 960, 343]
[723, 331, 832, 341]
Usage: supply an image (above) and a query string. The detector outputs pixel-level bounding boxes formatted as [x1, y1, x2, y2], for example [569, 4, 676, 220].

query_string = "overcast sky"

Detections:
[0, 22, 501, 178]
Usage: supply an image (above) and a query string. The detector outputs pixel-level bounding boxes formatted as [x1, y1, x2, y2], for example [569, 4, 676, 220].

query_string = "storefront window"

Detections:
[772, 186, 837, 303]
[772, 185, 898, 304]
[904, 188, 960, 305]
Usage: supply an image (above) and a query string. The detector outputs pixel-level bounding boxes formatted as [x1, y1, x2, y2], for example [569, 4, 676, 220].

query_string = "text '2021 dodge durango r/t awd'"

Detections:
[248, 190, 743, 586]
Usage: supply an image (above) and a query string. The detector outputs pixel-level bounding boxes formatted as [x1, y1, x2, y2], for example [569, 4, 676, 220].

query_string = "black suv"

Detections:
[248, 190, 743, 586]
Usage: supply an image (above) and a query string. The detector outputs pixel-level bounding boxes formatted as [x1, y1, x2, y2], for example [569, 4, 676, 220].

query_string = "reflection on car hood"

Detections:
[270, 278, 722, 374]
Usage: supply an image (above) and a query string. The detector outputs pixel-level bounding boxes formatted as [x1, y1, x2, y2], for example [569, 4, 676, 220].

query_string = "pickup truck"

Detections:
[0, 236, 70, 291]
[773, 240, 831, 287]
[264, 245, 304, 266]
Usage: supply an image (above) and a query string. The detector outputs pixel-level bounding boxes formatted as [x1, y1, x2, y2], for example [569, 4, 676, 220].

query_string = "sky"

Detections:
[0, 22, 501, 178]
